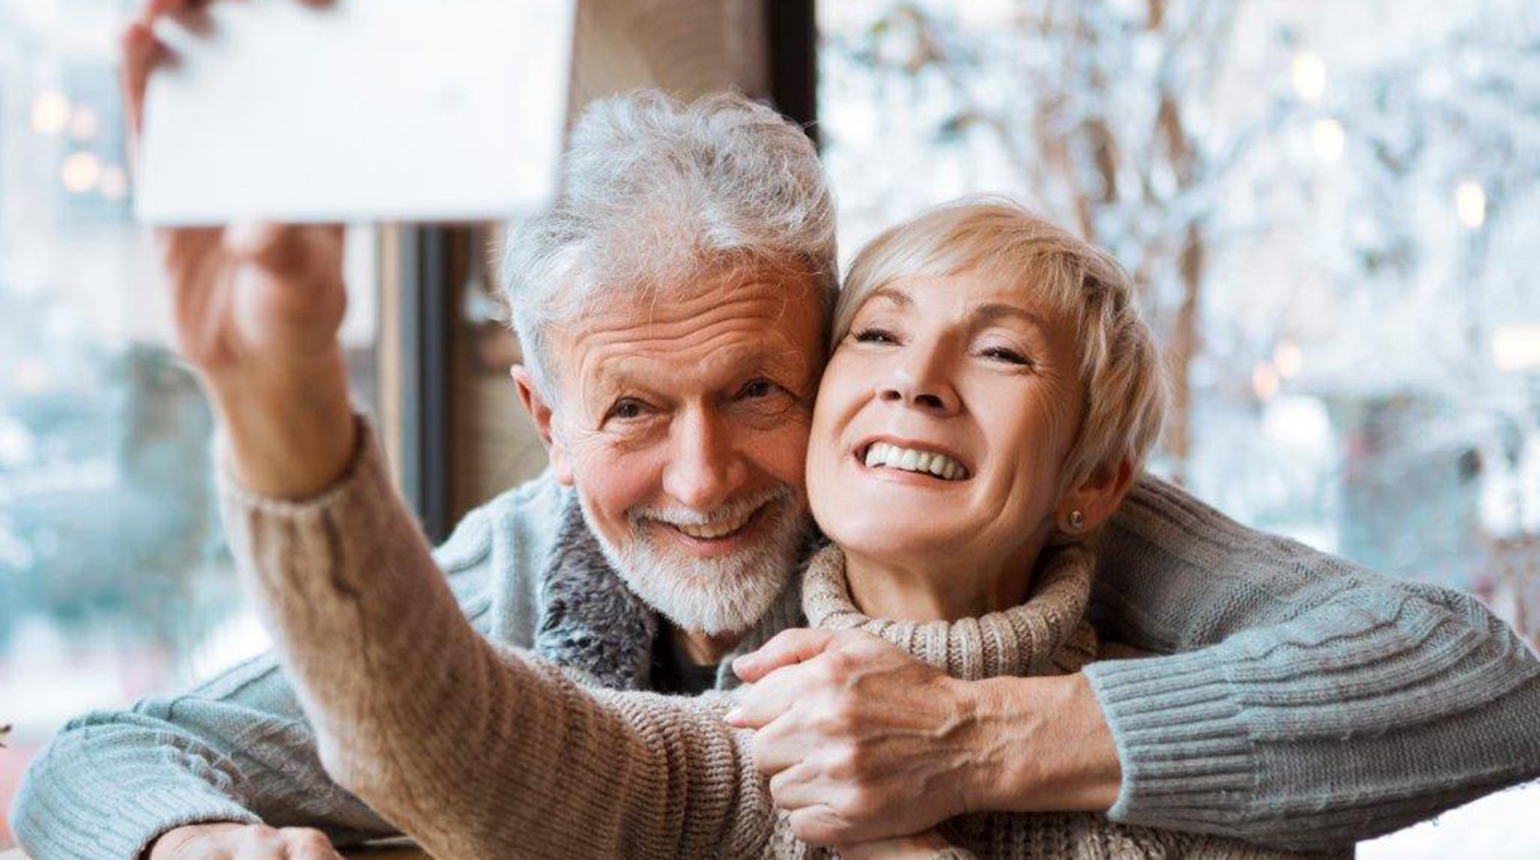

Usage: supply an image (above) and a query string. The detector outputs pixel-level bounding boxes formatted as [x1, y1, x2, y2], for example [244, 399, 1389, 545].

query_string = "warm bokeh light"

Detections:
[1274, 339, 1303, 379]
[30, 91, 70, 135]
[68, 106, 98, 141]
[1252, 360, 1281, 401]
[1311, 118, 1345, 161]
[1290, 52, 1327, 103]
[61, 151, 102, 193]
[1493, 325, 1540, 371]
[1456, 180, 1487, 229]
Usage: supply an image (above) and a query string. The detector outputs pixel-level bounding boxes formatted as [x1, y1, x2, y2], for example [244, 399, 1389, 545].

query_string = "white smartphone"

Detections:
[135, 0, 575, 225]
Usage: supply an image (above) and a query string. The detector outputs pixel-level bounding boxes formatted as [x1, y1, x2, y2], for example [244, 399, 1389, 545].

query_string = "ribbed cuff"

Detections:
[12, 777, 259, 860]
[1083, 650, 1256, 828]
[213, 414, 374, 515]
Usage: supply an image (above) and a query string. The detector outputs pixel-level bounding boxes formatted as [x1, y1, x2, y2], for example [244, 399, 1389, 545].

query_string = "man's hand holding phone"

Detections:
[123, 0, 355, 498]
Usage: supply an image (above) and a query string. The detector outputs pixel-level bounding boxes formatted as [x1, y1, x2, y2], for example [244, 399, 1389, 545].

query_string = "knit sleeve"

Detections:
[215, 419, 776, 860]
[1084, 476, 1540, 851]
[6, 466, 501, 860]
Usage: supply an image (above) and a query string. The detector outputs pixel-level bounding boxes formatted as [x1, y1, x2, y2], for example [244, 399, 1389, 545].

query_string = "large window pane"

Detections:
[819, 1, 1538, 855]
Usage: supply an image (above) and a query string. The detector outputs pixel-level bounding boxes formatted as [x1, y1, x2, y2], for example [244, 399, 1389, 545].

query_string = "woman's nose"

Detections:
[879, 349, 960, 415]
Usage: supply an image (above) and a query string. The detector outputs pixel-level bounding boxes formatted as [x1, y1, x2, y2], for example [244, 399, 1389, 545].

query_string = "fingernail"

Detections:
[724, 708, 743, 724]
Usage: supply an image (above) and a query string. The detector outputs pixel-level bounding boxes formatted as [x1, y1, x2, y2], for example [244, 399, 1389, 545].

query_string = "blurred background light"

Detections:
[1274, 339, 1303, 379]
[1290, 52, 1327, 103]
[61, 151, 102, 193]
[1493, 325, 1540, 371]
[1252, 360, 1281, 401]
[30, 90, 70, 134]
[1456, 180, 1487, 229]
[1311, 118, 1345, 161]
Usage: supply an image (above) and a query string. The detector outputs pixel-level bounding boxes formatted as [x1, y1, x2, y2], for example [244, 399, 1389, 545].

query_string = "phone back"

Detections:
[136, 0, 575, 225]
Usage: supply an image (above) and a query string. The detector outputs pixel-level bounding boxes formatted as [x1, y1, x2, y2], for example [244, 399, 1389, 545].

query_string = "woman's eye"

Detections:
[738, 378, 776, 399]
[981, 346, 1033, 366]
[853, 327, 896, 344]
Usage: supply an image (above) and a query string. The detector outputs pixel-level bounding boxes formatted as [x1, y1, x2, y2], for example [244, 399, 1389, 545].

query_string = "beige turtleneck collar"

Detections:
[800, 542, 1100, 680]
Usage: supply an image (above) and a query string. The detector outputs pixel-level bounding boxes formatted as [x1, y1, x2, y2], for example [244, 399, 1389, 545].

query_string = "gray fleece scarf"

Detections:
[532, 496, 660, 690]
[531, 494, 824, 691]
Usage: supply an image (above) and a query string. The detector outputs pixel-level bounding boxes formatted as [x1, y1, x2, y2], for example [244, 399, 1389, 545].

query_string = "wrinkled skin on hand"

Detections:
[147, 822, 345, 860]
[728, 629, 983, 845]
[729, 628, 1121, 850]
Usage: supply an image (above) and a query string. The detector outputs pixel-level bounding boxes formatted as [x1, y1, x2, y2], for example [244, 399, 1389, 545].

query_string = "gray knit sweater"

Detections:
[215, 430, 1345, 860]
[10, 421, 1540, 859]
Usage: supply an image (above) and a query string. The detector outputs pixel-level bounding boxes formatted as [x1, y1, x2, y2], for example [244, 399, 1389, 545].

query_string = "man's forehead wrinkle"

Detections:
[575, 317, 812, 405]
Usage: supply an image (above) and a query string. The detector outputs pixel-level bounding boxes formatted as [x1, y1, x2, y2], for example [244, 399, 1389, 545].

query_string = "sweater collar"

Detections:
[801, 543, 1099, 680]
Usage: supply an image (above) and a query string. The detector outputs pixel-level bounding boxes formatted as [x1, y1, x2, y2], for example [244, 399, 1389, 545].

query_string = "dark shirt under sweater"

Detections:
[651, 623, 720, 696]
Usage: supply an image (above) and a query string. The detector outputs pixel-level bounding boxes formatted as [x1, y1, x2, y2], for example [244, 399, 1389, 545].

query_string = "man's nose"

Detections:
[662, 406, 748, 512]
[879, 342, 960, 415]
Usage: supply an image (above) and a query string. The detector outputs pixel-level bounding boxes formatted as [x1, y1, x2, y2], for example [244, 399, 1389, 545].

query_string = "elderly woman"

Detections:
[213, 199, 1340, 860]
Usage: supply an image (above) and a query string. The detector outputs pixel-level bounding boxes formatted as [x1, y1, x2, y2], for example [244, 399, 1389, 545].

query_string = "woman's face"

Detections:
[806, 271, 1085, 575]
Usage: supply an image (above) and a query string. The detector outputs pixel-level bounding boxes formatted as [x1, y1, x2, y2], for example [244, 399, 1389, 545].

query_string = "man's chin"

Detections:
[621, 554, 793, 637]
[581, 491, 810, 639]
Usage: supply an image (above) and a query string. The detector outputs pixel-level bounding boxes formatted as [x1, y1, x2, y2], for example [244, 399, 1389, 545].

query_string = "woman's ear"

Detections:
[511, 365, 575, 486]
[1057, 456, 1136, 534]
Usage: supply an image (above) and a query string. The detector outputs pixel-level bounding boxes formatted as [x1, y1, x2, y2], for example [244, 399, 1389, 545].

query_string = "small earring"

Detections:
[1068, 510, 1085, 530]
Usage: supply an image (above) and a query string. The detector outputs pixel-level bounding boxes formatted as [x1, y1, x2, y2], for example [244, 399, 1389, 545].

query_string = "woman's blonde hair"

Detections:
[835, 198, 1167, 500]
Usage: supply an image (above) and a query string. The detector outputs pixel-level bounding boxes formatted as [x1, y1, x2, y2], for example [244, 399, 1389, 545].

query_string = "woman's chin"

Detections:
[819, 510, 967, 561]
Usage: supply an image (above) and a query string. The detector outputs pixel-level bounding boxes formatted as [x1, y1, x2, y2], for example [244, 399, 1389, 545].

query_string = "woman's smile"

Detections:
[853, 436, 973, 483]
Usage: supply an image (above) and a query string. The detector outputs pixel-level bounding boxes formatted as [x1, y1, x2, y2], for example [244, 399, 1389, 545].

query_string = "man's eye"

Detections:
[981, 346, 1033, 366]
[609, 399, 646, 420]
[853, 327, 896, 344]
[738, 378, 777, 399]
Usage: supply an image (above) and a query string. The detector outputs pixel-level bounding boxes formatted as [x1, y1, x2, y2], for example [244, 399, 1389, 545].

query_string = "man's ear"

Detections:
[1056, 456, 1136, 534]
[511, 365, 575, 486]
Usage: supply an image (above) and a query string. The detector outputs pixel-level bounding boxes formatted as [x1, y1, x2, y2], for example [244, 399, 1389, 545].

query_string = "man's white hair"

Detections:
[499, 89, 839, 400]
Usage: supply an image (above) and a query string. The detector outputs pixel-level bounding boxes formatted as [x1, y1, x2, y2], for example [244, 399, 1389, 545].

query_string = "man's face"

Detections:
[522, 268, 827, 636]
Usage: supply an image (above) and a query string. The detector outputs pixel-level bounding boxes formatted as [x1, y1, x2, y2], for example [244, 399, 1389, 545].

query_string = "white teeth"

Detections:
[859, 443, 968, 481]
[673, 508, 755, 539]
[865, 443, 886, 468]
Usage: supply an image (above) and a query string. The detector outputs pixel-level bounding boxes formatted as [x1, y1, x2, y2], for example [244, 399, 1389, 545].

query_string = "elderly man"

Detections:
[11, 7, 1540, 860]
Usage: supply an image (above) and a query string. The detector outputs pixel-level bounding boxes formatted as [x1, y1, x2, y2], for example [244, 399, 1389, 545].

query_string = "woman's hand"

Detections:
[729, 629, 1121, 845]
[122, 1, 355, 498]
[727, 630, 980, 844]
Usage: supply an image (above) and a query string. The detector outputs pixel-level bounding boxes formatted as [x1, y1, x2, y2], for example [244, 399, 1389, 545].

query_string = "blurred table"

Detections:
[0, 846, 427, 860]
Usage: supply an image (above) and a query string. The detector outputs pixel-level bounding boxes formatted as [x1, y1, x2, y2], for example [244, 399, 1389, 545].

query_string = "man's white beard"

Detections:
[580, 485, 809, 637]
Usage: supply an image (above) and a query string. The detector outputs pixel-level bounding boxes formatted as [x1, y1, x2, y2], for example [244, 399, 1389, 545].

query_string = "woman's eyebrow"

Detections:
[972, 303, 1050, 334]
[866, 287, 912, 308]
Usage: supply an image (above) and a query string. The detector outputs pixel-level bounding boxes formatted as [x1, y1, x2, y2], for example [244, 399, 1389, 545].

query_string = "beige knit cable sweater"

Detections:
[219, 423, 1341, 860]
